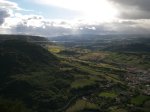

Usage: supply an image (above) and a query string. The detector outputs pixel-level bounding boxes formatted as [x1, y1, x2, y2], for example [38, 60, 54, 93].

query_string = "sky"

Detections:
[0, 0, 150, 37]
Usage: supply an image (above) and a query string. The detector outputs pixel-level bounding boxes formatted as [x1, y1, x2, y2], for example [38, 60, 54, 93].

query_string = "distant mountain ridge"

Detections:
[49, 34, 150, 52]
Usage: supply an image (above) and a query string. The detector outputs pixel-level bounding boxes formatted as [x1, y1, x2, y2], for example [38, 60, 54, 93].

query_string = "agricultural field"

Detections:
[66, 99, 98, 112]
[131, 95, 150, 105]
[99, 92, 118, 98]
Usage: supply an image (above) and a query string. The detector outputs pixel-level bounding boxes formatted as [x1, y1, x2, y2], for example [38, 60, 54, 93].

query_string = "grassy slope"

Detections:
[0, 40, 72, 112]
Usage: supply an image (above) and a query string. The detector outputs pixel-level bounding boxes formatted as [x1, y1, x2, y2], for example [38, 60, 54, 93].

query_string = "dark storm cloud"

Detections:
[110, 0, 150, 19]
[120, 10, 150, 19]
[110, 0, 150, 11]
[0, 9, 10, 25]
[107, 20, 150, 34]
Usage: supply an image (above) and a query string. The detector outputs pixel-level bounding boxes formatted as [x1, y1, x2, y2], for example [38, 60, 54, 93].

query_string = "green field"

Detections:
[104, 52, 150, 69]
[131, 95, 150, 105]
[111, 108, 127, 112]
[66, 99, 98, 112]
[99, 92, 118, 98]
[71, 79, 95, 89]
[48, 45, 63, 53]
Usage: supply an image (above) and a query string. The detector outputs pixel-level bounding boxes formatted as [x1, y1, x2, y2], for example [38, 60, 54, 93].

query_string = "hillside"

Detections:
[0, 34, 48, 42]
[0, 35, 149, 112]
[0, 40, 58, 75]
[0, 40, 71, 112]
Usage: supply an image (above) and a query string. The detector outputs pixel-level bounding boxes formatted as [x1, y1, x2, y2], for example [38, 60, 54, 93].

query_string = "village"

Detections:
[126, 68, 150, 95]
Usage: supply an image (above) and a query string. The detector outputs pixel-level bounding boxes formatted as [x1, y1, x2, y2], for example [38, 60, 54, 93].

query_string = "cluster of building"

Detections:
[125, 67, 150, 95]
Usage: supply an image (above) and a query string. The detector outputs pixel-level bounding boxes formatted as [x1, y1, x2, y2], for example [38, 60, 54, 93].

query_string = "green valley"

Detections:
[0, 34, 150, 112]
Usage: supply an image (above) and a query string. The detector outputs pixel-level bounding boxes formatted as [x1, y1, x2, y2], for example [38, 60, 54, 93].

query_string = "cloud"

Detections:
[0, 0, 21, 10]
[1, 13, 73, 36]
[0, 0, 34, 26]
[110, 0, 150, 11]
[10, 21, 73, 37]
[1, 10, 150, 36]
[110, 0, 150, 19]
[0, 9, 10, 25]
[5, 16, 149, 37]
[33, 0, 118, 21]
[0, 12, 107, 36]
[2, 19, 150, 36]
[1, 0, 150, 35]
